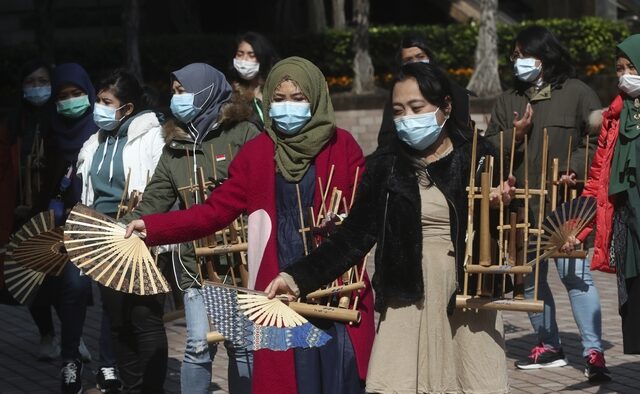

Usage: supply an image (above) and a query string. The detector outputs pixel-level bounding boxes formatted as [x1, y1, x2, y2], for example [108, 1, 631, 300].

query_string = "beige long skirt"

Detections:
[366, 185, 508, 394]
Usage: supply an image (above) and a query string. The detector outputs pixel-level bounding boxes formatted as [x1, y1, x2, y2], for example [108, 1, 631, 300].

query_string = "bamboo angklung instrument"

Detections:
[456, 125, 548, 313]
[291, 165, 366, 323]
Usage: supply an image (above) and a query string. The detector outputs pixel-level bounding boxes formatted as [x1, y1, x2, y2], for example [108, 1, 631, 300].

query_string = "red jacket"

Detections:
[143, 129, 375, 393]
[578, 95, 622, 273]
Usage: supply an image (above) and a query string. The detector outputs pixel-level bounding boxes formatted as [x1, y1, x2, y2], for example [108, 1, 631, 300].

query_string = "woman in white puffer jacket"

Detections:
[75, 68, 168, 393]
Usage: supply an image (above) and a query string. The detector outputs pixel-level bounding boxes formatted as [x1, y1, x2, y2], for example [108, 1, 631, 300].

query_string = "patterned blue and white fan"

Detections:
[202, 281, 331, 351]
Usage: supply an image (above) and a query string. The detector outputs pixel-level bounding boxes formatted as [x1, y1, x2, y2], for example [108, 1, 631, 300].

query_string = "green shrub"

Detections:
[0, 16, 629, 106]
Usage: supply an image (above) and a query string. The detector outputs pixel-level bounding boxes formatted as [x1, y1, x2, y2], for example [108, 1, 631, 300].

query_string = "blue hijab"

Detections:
[50, 63, 98, 161]
[171, 63, 232, 144]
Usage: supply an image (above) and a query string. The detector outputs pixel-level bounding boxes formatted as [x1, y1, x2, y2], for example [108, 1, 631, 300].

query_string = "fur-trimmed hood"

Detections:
[163, 95, 254, 144]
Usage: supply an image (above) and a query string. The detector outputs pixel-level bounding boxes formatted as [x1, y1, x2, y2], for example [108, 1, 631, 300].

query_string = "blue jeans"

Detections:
[181, 287, 253, 394]
[525, 257, 603, 356]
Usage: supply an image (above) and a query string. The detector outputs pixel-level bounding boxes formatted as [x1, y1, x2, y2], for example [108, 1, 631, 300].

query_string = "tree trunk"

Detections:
[466, 0, 502, 97]
[332, 0, 346, 29]
[123, 0, 143, 82]
[34, 0, 54, 65]
[352, 0, 375, 94]
[308, 0, 327, 33]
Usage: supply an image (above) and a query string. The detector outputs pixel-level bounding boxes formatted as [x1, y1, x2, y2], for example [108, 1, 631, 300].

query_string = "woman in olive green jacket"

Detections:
[122, 63, 260, 394]
[485, 25, 610, 382]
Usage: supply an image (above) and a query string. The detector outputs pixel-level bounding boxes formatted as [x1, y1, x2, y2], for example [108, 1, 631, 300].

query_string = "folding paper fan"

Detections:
[4, 210, 67, 304]
[528, 196, 597, 264]
[63, 203, 170, 295]
[202, 281, 331, 351]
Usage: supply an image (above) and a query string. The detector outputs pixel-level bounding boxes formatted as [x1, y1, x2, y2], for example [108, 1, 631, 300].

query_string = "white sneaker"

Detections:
[78, 337, 92, 363]
[37, 334, 61, 361]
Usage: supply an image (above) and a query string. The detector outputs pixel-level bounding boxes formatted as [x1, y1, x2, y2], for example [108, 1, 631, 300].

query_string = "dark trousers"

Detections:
[100, 285, 168, 394]
[31, 263, 91, 361]
[29, 304, 55, 337]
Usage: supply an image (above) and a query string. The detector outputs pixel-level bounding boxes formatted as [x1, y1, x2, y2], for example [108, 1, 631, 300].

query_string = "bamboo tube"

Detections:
[207, 331, 225, 343]
[509, 128, 516, 176]
[295, 184, 309, 255]
[455, 295, 543, 313]
[551, 158, 559, 211]
[289, 302, 361, 324]
[463, 127, 479, 297]
[307, 281, 365, 300]
[195, 243, 248, 256]
[564, 136, 572, 202]
[479, 172, 491, 267]
[349, 166, 360, 208]
[533, 131, 549, 301]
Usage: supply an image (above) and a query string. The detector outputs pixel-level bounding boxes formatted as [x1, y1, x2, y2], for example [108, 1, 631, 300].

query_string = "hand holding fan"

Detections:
[528, 196, 596, 265]
[4, 210, 67, 304]
[202, 281, 331, 351]
[64, 203, 170, 295]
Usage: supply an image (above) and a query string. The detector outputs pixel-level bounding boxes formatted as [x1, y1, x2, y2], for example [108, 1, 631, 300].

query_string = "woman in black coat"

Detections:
[267, 62, 514, 393]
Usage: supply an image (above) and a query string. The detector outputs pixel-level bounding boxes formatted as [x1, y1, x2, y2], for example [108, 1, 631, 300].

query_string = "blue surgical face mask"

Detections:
[394, 108, 448, 151]
[23, 85, 51, 106]
[93, 103, 126, 131]
[514, 57, 542, 82]
[170, 83, 214, 124]
[268, 101, 312, 135]
[56, 95, 91, 119]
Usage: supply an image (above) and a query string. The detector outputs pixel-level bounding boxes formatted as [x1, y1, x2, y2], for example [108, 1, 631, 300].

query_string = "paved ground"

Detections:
[1, 258, 638, 393]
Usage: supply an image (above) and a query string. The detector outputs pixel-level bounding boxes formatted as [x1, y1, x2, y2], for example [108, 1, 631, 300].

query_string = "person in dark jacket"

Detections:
[44, 62, 98, 394]
[484, 25, 610, 382]
[266, 62, 514, 393]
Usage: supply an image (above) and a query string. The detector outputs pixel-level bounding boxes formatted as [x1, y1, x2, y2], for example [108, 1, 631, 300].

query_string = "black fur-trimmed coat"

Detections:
[285, 134, 499, 313]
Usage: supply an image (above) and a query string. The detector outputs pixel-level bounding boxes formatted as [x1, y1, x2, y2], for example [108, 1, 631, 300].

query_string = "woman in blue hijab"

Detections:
[37, 63, 97, 394]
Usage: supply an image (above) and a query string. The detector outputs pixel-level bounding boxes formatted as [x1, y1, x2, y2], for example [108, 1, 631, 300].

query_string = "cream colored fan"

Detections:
[64, 203, 170, 295]
[4, 210, 67, 304]
[237, 293, 307, 328]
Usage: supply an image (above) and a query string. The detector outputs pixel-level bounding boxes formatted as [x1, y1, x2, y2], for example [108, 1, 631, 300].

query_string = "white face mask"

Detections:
[619, 74, 640, 98]
[514, 58, 542, 82]
[233, 58, 260, 80]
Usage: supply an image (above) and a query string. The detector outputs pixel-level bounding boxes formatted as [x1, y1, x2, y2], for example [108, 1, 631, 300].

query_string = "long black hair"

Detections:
[513, 25, 575, 90]
[95, 68, 148, 117]
[229, 31, 281, 82]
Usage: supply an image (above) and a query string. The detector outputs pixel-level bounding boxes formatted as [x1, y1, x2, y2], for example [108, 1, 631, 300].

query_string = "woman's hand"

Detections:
[513, 103, 533, 143]
[265, 274, 298, 302]
[560, 235, 581, 253]
[124, 219, 146, 238]
[557, 171, 577, 187]
[490, 175, 517, 208]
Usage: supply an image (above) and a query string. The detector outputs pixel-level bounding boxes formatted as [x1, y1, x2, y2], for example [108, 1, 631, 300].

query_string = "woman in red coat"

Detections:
[126, 56, 374, 393]
[566, 34, 640, 354]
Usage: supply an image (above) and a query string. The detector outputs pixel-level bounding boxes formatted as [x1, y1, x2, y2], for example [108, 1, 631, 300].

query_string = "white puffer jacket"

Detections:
[77, 111, 165, 207]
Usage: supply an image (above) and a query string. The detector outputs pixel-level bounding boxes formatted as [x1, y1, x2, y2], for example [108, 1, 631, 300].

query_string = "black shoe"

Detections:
[515, 343, 568, 370]
[584, 349, 612, 383]
[96, 366, 122, 393]
[61, 359, 83, 394]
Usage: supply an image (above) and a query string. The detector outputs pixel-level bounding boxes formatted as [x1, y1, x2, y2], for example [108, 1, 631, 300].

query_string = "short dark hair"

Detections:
[230, 31, 281, 81]
[513, 25, 575, 89]
[96, 69, 147, 114]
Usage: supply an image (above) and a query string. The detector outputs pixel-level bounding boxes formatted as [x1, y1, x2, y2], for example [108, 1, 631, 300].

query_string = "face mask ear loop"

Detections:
[193, 83, 215, 111]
